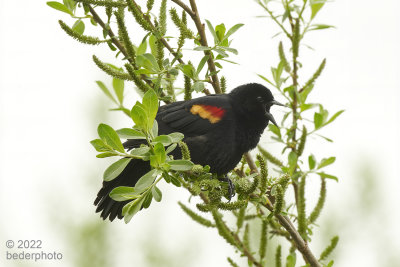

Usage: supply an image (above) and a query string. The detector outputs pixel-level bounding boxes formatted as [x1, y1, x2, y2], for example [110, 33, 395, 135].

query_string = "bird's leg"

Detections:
[218, 175, 236, 200]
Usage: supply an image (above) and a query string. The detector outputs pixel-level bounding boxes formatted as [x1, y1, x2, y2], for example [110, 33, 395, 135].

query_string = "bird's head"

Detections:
[229, 83, 284, 127]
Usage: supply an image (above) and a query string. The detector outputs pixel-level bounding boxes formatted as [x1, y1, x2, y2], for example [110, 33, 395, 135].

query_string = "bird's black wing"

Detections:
[156, 94, 232, 136]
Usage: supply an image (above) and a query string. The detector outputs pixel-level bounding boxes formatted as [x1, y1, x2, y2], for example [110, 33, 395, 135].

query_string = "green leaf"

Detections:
[326, 110, 344, 125]
[268, 124, 281, 139]
[168, 160, 194, 171]
[170, 174, 181, 187]
[168, 132, 184, 143]
[109, 186, 140, 201]
[63, 0, 76, 11]
[150, 143, 166, 167]
[116, 128, 146, 139]
[96, 81, 117, 104]
[215, 23, 226, 42]
[286, 252, 296, 267]
[96, 152, 117, 158]
[308, 154, 316, 170]
[131, 102, 147, 129]
[142, 191, 153, 209]
[165, 143, 177, 155]
[137, 38, 147, 55]
[272, 61, 285, 88]
[317, 172, 338, 182]
[47, 2, 74, 16]
[317, 157, 336, 169]
[316, 134, 333, 143]
[309, 24, 335, 31]
[196, 55, 210, 76]
[213, 48, 229, 57]
[300, 84, 314, 104]
[130, 146, 151, 159]
[103, 158, 131, 181]
[205, 20, 218, 44]
[97, 123, 125, 153]
[192, 81, 205, 92]
[72, 19, 85, 35]
[310, 0, 326, 19]
[123, 197, 145, 223]
[112, 78, 124, 104]
[135, 169, 160, 192]
[257, 74, 275, 88]
[300, 103, 317, 112]
[219, 46, 238, 55]
[90, 139, 110, 152]
[193, 46, 210, 51]
[152, 186, 162, 202]
[151, 120, 158, 137]
[137, 53, 160, 72]
[314, 112, 324, 129]
[179, 64, 196, 79]
[142, 89, 159, 130]
[153, 135, 173, 146]
[222, 23, 244, 42]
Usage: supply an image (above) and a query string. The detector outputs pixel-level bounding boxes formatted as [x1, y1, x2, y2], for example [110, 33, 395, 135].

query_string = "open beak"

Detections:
[265, 100, 285, 127]
[270, 100, 285, 107]
[265, 111, 278, 127]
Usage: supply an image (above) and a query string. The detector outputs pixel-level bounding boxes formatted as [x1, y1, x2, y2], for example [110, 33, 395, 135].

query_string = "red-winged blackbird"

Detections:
[94, 83, 283, 221]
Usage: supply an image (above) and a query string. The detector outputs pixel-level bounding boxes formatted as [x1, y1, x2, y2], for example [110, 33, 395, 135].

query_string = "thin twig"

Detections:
[170, 0, 195, 17]
[260, 200, 321, 267]
[246, 151, 321, 267]
[128, 0, 211, 95]
[129, 0, 185, 64]
[188, 0, 221, 94]
[232, 232, 263, 267]
[244, 152, 258, 174]
[258, 1, 291, 38]
[88, 5, 132, 64]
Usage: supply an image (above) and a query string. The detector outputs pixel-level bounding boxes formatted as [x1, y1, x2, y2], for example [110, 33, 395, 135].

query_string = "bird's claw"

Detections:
[219, 175, 236, 200]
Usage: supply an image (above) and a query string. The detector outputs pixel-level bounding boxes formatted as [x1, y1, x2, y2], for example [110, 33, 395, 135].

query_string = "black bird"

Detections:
[94, 83, 283, 221]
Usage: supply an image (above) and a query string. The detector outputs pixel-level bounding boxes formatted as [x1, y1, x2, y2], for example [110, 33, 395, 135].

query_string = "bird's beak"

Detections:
[265, 100, 284, 127]
[265, 111, 278, 127]
[270, 100, 285, 107]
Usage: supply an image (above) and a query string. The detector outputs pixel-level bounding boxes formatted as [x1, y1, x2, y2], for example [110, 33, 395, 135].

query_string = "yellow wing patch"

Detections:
[190, 104, 226, 124]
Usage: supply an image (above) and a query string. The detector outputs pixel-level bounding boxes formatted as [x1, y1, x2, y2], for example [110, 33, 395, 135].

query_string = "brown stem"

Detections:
[88, 5, 132, 64]
[232, 233, 263, 267]
[129, 0, 185, 64]
[129, 0, 211, 96]
[88, 4, 174, 102]
[244, 152, 258, 174]
[246, 151, 320, 266]
[170, 0, 195, 17]
[260, 200, 321, 267]
[188, 0, 221, 94]
[276, 214, 320, 267]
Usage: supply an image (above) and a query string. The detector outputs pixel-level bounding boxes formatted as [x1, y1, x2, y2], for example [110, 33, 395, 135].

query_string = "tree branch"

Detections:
[245, 151, 321, 267]
[232, 232, 263, 267]
[170, 0, 195, 17]
[88, 5, 132, 64]
[188, 0, 221, 94]
[128, 0, 185, 64]
[128, 0, 211, 95]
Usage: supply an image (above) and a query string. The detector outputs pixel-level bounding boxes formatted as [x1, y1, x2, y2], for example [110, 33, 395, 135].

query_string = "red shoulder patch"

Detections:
[190, 104, 226, 123]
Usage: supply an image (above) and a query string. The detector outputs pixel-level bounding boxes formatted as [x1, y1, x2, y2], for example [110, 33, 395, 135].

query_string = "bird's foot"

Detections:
[218, 175, 236, 200]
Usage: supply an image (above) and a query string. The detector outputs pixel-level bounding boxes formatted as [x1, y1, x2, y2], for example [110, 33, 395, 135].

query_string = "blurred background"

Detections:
[0, 0, 399, 266]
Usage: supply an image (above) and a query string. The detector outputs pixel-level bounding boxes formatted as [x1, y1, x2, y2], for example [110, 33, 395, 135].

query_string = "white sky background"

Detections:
[0, 0, 399, 267]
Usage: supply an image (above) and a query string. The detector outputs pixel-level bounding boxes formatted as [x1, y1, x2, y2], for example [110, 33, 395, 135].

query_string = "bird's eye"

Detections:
[257, 96, 264, 103]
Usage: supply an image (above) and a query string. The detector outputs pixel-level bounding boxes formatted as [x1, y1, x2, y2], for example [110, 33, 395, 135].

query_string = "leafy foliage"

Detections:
[49, 0, 340, 266]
